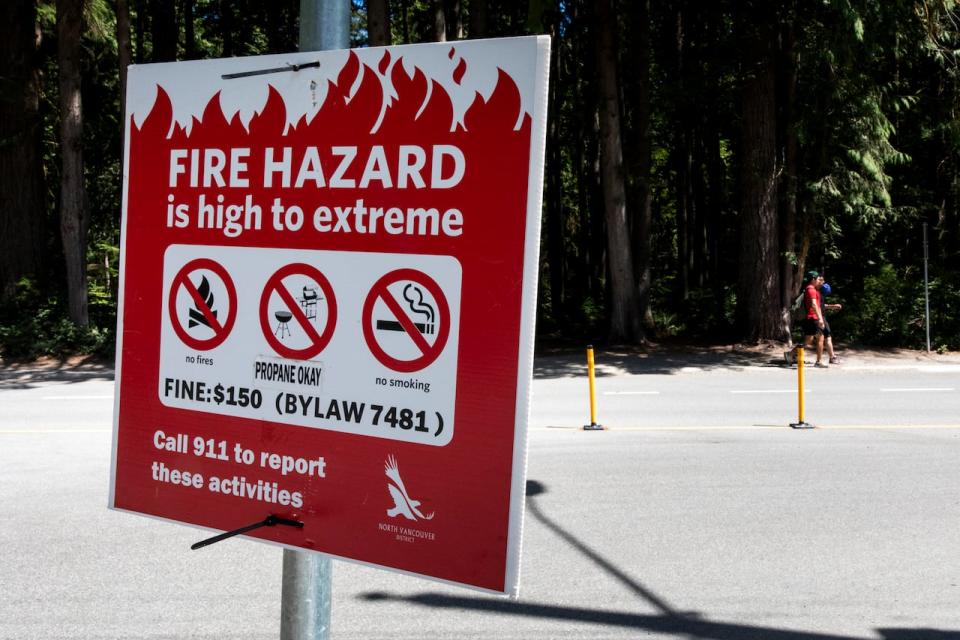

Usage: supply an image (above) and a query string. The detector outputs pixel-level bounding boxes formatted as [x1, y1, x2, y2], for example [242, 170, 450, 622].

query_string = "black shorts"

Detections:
[802, 318, 831, 338]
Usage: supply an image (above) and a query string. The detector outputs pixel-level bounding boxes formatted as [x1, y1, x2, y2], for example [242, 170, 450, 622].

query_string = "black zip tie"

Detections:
[221, 61, 320, 80]
[191, 514, 303, 550]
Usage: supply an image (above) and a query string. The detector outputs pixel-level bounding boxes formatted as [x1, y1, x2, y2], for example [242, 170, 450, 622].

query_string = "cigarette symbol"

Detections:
[376, 320, 435, 335]
[377, 284, 435, 335]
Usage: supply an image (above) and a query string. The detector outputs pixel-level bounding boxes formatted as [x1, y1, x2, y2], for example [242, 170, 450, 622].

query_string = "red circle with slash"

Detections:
[259, 263, 337, 360]
[168, 258, 238, 351]
[362, 269, 450, 373]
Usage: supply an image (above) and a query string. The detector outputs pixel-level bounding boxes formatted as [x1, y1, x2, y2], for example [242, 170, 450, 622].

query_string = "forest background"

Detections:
[2, 0, 959, 359]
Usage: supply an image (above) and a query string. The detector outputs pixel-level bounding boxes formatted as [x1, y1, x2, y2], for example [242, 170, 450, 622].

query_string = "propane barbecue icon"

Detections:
[385, 455, 434, 521]
[376, 284, 435, 335]
[187, 275, 218, 328]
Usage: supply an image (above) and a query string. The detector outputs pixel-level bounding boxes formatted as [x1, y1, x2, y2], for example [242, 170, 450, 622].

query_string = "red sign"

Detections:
[362, 269, 450, 373]
[111, 38, 550, 596]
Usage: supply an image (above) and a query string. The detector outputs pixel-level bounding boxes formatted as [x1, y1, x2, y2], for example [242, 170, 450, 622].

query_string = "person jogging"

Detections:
[800, 271, 844, 367]
[817, 278, 843, 364]
[785, 270, 843, 366]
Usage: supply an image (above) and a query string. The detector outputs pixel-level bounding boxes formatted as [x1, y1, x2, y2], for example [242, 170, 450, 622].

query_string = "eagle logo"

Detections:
[384, 455, 434, 521]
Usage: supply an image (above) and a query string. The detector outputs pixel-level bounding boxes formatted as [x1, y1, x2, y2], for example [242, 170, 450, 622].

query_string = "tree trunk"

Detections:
[676, 130, 693, 302]
[705, 116, 726, 323]
[117, 0, 133, 158]
[569, 2, 602, 309]
[445, 0, 462, 40]
[150, 0, 177, 61]
[398, 0, 410, 43]
[469, 0, 487, 38]
[587, 111, 604, 309]
[432, 0, 446, 42]
[219, 0, 234, 56]
[670, 5, 694, 303]
[545, 15, 564, 317]
[135, 0, 145, 63]
[778, 18, 799, 343]
[736, 11, 780, 342]
[626, 0, 654, 330]
[0, 0, 47, 301]
[692, 124, 709, 288]
[182, 0, 195, 58]
[594, 0, 642, 343]
[58, 0, 89, 326]
[368, 0, 391, 46]
[571, 33, 595, 307]
[265, 1, 296, 53]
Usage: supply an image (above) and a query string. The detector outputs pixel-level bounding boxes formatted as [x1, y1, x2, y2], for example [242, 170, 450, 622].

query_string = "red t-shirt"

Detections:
[804, 284, 821, 320]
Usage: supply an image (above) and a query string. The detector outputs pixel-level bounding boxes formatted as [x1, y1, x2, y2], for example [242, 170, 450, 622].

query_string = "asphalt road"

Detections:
[2, 352, 959, 639]
[532, 353, 960, 429]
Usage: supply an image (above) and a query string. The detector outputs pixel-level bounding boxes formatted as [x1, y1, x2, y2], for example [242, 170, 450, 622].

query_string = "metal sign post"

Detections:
[279, 5, 349, 639]
[281, 548, 332, 639]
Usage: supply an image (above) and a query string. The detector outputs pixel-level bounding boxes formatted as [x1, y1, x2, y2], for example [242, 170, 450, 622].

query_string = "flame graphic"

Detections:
[136, 51, 527, 140]
[127, 50, 534, 260]
[187, 275, 217, 328]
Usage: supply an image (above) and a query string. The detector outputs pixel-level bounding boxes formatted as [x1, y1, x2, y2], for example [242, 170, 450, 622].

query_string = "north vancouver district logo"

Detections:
[385, 455, 434, 521]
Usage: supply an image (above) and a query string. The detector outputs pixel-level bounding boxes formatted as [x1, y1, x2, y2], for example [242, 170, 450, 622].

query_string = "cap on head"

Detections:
[804, 270, 819, 282]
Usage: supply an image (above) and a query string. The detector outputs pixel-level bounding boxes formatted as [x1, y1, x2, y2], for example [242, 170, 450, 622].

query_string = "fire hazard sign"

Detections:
[111, 35, 550, 596]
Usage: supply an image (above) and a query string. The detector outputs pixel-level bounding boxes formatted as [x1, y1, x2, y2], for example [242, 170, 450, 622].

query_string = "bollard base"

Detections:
[790, 421, 815, 429]
[583, 422, 605, 431]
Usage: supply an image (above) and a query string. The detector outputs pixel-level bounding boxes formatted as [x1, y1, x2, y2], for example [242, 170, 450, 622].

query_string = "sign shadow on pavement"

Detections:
[358, 480, 960, 640]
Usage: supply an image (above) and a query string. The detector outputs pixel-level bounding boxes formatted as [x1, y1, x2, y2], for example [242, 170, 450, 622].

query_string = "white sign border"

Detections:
[502, 34, 551, 599]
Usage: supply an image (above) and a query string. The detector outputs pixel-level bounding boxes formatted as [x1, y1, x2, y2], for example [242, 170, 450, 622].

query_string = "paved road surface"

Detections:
[2, 350, 959, 639]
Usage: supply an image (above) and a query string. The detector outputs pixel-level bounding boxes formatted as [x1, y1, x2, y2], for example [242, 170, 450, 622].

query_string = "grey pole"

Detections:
[279, 3, 350, 639]
[281, 548, 332, 639]
[924, 222, 931, 353]
[300, 0, 351, 52]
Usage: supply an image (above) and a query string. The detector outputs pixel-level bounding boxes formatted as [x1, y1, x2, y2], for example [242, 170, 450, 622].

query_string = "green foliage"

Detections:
[926, 273, 960, 351]
[9, 0, 960, 356]
[830, 264, 960, 351]
[840, 264, 914, 345]
[87, 240, 119, 327]
[0, 278, 113, 360]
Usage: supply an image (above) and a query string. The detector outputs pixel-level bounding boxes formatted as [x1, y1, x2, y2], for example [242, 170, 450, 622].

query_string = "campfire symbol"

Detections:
[187, 275, 218, 328]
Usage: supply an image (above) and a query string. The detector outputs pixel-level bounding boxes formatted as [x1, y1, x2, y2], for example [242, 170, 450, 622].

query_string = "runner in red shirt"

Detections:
[799, 272, 844, 366]
[801, 270, 827, 366]
[817, 277, 843, 364]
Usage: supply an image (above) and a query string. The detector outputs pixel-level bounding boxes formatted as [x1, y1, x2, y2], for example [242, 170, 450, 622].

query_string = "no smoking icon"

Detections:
[362, 269, 450, 373]
[259, 263, 337, 360]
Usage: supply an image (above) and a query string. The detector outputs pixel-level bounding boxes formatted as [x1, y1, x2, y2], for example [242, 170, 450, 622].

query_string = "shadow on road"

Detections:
[359, 480, 960, 640]
[0, 363, 113, 390]
[533, 346, 786, 380]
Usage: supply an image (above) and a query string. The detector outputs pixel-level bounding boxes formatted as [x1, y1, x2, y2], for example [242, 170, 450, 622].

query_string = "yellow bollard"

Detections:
[583, 345, 604, 430]
[790, 347, 814, 429]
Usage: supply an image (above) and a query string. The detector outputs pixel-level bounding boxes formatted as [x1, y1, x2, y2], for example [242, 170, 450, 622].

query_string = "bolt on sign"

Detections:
[109, 36, 550, 596]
